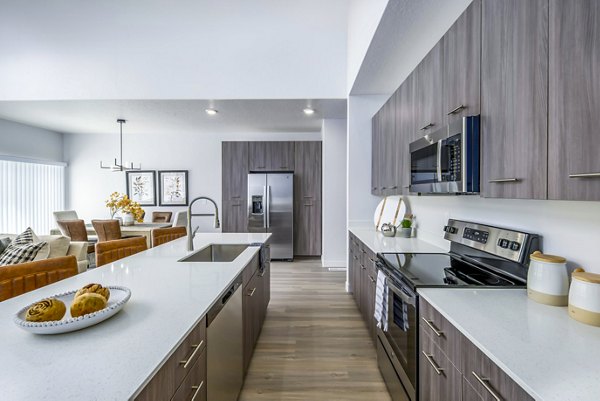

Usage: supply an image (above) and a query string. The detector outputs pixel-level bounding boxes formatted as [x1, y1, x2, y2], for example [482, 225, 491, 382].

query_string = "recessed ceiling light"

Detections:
[205, 108, 218, 115]
[303, 107, 315, 115]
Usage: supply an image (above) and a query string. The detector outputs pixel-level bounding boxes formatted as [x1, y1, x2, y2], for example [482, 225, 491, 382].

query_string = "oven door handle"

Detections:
[436, 139, 443, 182]
[386, 280, 416, 307]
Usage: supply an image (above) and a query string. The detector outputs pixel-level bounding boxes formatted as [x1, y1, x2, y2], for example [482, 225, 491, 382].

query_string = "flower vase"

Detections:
[122, 213, 134, 226]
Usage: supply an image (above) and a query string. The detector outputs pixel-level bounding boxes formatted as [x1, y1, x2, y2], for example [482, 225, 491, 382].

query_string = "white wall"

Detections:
[0, 0, 348, 101]
[347, 0, 389, 93]
[63, 131, 321, 233]
[322, 119, 347, 267]
[0, 118, 63, 162]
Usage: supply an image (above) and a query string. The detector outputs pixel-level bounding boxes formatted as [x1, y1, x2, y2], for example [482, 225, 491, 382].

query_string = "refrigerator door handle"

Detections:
[266, 185, 271, 228]
[263, 185, 267, 228]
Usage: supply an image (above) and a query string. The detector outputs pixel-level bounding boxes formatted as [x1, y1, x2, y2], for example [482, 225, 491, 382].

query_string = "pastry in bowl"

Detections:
[70, 293, 107, 318]
[75, 283, 110, 301]
[25, 298, 67, 322]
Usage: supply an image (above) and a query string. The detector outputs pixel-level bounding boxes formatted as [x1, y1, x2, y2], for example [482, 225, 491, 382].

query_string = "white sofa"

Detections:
[0, 234, 88, 273]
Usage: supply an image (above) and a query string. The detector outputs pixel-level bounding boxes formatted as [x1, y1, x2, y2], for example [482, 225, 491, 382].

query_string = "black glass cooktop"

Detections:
[378, 252, 524, 290]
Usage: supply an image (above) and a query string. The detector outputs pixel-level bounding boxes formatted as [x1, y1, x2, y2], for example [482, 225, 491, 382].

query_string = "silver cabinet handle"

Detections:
[472, 372, 502, 401]
[569, 172, 600, 178]
[488, 178, 520, 183]
[190, 381, 205, 401]
[247, 287, 256, 297]
[179, 340, 204, 369]
[421, 317, 444, 337]
[369, 275, 375, 283]
[403, 185, 410, 189]
[361, 265, 366, 270]
[421, 351, 444, 375]
[447, 105, 466, 115]
[259, 270, 266, 277]
[420, 123, 435, 130]
[304, 203, 314, 207]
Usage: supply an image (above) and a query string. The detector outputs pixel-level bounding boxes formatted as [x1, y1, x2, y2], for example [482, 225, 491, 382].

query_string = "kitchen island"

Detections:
[0, 232, 271, 401]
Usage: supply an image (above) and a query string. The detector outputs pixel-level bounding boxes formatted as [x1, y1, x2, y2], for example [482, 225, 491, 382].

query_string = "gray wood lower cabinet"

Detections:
[349, 233, 377, 343]
[548, 0, 600, 200]
[222, 200, 247, 234]
[419, 298, 534, 401]
[481, 0, 549, 199]
[294, 199, 322, 256]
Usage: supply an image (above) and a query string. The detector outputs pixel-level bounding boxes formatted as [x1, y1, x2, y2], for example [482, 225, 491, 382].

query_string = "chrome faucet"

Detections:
[187, 196, 220, 251]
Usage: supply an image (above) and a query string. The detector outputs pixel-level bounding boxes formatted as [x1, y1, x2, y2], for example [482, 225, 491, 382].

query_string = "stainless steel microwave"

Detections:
[409, 115, 480, 194]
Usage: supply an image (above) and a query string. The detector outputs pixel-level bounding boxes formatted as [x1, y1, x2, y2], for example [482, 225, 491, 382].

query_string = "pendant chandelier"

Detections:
[100, 119, 141, 171]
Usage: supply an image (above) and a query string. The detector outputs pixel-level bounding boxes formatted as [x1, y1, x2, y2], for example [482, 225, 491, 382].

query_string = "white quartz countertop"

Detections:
[418, 288, 600, 401]
[348, 224, 448, 254]
[0, 232, 271, 401]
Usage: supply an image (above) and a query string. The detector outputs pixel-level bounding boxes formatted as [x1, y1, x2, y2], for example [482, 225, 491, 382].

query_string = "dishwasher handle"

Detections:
[207, 277, 242, 326]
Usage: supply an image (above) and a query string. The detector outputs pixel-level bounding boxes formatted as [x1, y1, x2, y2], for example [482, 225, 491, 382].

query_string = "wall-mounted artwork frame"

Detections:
[158, 170, 189, 206]
[125, 170, 157, 206]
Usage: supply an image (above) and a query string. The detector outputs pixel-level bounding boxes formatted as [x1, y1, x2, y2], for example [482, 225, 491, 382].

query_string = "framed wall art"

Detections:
[125, 170, 157, 206]
[158, 170, 189, 206]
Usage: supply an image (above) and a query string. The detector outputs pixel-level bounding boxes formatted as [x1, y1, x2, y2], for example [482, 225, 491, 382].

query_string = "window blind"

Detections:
[0, 159, 65, 235]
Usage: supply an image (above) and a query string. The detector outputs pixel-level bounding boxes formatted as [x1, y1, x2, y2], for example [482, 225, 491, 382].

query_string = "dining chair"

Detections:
[172, 211, 188, 227]
[152, 211, 173, 223]
[92, 220, 122, 242]
[151, 226, 187, 247]
[0, 255, 78, 302]
[95, 237, 148, 267]
[56, 219, 95, 254]
[53, 210, 79, 224]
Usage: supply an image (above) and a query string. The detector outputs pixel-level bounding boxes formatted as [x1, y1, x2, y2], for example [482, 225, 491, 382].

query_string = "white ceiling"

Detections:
[0, 0, 349, 101]
[350, 0, 472, 95]
[0, 99, 347, 135]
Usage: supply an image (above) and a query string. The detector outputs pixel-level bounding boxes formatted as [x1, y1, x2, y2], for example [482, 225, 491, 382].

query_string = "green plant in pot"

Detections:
[398, 216, 413, 238]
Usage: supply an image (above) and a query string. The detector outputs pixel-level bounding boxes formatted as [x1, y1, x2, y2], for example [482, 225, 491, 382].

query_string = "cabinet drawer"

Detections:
[461, 335, 534, 401]
[171, 348, 207, 401]
[242, 253, 260, 288]
[135, 316, 207, 401]
[419, 299, 462, 367]
[419, 327, 462, 401]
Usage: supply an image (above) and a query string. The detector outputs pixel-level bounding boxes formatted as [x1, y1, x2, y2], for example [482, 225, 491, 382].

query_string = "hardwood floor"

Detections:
[239, 259, 391, 401]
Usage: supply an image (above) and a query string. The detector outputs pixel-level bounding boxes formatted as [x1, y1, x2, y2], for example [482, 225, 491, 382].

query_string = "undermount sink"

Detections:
[179, 244, 249, 263]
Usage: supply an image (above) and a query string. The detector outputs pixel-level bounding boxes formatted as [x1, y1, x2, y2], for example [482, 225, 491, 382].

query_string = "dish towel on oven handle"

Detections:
[374, 269, 388, 331]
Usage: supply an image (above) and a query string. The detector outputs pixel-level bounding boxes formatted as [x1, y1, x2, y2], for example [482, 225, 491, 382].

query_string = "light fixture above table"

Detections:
[100, 119, 141, 171]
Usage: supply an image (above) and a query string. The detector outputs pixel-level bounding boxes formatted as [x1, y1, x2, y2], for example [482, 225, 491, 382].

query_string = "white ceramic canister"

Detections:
[569, 270, 600, 327]
[527, 251, 569, 306]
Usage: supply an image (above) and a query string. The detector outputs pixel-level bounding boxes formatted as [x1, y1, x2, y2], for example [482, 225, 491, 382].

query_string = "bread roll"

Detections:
[70, 293, 107, 318]
[25, 298, 66, 322]
[75, 283, 110, 301]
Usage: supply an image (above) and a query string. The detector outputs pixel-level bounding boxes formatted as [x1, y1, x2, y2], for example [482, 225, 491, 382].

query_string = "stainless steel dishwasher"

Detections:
[207, 276, 243, 401]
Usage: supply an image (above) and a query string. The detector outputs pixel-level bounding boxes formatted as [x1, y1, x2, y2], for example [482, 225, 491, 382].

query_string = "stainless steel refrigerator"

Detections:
[247, 173, 293, 260]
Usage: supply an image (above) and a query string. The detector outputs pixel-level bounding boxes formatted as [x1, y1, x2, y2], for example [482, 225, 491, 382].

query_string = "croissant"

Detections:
[70, 293, 107, 318]
[75, 283, 110, 302]
[25, 298, 66, 322]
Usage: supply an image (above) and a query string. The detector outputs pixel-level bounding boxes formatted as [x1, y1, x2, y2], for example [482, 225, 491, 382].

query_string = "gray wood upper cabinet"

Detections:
[248, 142, 269, 171]
[548, 0, 600, 200]
[414, 40, 445, 134]
[371, 110, 383, 195]
[381, 95, 398, 195]
[294, 141, 322, 200]
[269, 142, 295, 171]
[481, 0, 549, 199]
[443, 0, 481, 124]
[222, 142, 248, 200]
[395, 74, 416, 195]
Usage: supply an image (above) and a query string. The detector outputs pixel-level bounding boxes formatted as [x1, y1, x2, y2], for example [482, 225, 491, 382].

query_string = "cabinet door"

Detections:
[294, 199, 322, 256]
[419, 328, 462, 401]
[294, 141, 322, 200]
[395, 74, 417, 195]
[222, 142, 248, 200]
[481, 0, 548, 199]
[549, 0, 600, 200]
[248, 142, 269, 171]
[222, 200, 247, 233]
[462, 377, 484, 401]
[381, 95, 398, 195]
[371, 110, 383, 195]
[443, 0, 481, 123]
[352, 241, 362, 308]
[414, 41, 445, 134]
[259, 261, 270, 327]
[268, 142, 295, 171]
[243, 272, 261, 373]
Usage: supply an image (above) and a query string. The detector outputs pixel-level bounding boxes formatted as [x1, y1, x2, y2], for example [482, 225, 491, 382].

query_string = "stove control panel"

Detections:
[443, 219, 540, 264]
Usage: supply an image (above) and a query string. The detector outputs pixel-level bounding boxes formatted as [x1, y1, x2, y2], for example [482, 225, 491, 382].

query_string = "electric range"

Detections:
[375, 219, 541, 401]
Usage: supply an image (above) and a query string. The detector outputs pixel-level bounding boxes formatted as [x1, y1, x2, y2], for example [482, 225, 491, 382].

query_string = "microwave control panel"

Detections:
[441, 135, 461, 182]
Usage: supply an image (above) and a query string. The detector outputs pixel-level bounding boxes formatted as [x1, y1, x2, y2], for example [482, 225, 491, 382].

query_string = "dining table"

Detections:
[50, 222, 173, 248]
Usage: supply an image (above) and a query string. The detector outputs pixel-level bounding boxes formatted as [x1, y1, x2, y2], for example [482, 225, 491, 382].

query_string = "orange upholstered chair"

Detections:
[95, 237, 147, 267]
[57, 219, 95, 254]
[151, 226, 187, 247]
[0, 255, 79, 302]
[92, 219, 122, 242]
[152, 211, 173, 223]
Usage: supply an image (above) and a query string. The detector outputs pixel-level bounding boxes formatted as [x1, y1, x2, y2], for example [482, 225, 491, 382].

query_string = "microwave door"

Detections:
[410, 141, 439, 193]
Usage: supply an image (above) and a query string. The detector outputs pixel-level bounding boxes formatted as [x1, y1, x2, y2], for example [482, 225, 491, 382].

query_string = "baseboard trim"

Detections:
[321, 258, 347, 268]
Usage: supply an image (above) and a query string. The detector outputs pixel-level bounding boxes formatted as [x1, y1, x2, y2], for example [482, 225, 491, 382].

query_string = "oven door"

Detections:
[377, 275, 418, 401]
